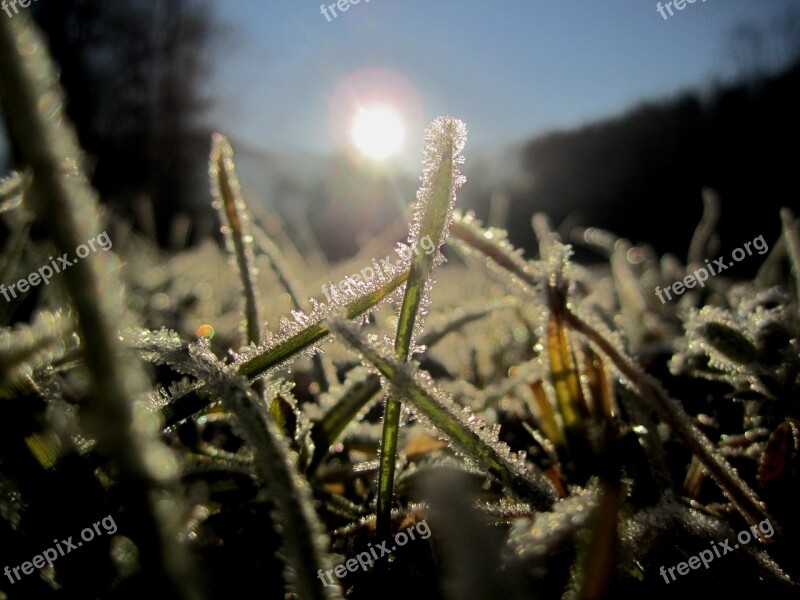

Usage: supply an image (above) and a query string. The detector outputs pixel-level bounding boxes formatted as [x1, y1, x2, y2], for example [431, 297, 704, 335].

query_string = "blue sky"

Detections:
[208, 0, 798, 169]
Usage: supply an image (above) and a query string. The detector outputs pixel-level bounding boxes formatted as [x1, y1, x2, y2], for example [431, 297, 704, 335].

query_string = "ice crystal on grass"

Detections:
[310, 366, 382, 444]
[276, 379, 316, 452]
[668, 283, 800, 463]
[671, 304, 764, 390]
[146, 379, 201, 413]
[476, 498, 536, 524]
[408, 116, 467, 262]
[394, 117, 468, 353]
[124, 326, 218, 416]
[671, 286, 800, 403]
[0, 170, 26, 213]
[505, 483, 598, 565]
[229, 261, 409, 379]
[0, 310, 74, 396]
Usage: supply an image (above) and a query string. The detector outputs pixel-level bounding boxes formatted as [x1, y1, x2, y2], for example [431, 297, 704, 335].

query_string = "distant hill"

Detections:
[483, 59, 800, 258]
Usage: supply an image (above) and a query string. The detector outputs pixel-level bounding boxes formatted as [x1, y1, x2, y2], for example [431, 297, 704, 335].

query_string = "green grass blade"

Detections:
[210, 134, 263, 346]
[394, 116, 467, 357]
[0, 16, 199, 598]
[546, 282, 594, 480]
[378, 116, 467, 537]
[236, 269, 409, 379]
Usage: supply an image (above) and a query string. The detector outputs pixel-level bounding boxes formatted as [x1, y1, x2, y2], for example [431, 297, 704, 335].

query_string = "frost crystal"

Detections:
[230, 257, 408, 378]
[0, 310, 75, 392]
[449, 210, 549, 296]
[505, 483, 598, 565]
[408, 116, 467, 260]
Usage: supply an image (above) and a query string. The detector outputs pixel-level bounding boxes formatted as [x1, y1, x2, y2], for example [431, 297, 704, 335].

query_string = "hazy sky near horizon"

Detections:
[207, 0, 798, 169]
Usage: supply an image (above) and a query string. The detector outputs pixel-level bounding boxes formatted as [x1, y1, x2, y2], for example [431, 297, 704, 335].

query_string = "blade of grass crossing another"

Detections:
[331, 319, 555, 511]
[377, 117, 467, 539]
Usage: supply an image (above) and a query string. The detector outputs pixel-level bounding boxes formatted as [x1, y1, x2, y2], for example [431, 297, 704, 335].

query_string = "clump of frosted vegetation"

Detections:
[1, 14, 800, 600]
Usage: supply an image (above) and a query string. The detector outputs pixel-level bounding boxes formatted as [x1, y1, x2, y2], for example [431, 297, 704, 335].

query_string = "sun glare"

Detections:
[350, 105, 405, 160]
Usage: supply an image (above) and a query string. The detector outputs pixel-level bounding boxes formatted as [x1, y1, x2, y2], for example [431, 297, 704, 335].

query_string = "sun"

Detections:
[350, 105, 405, 160]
